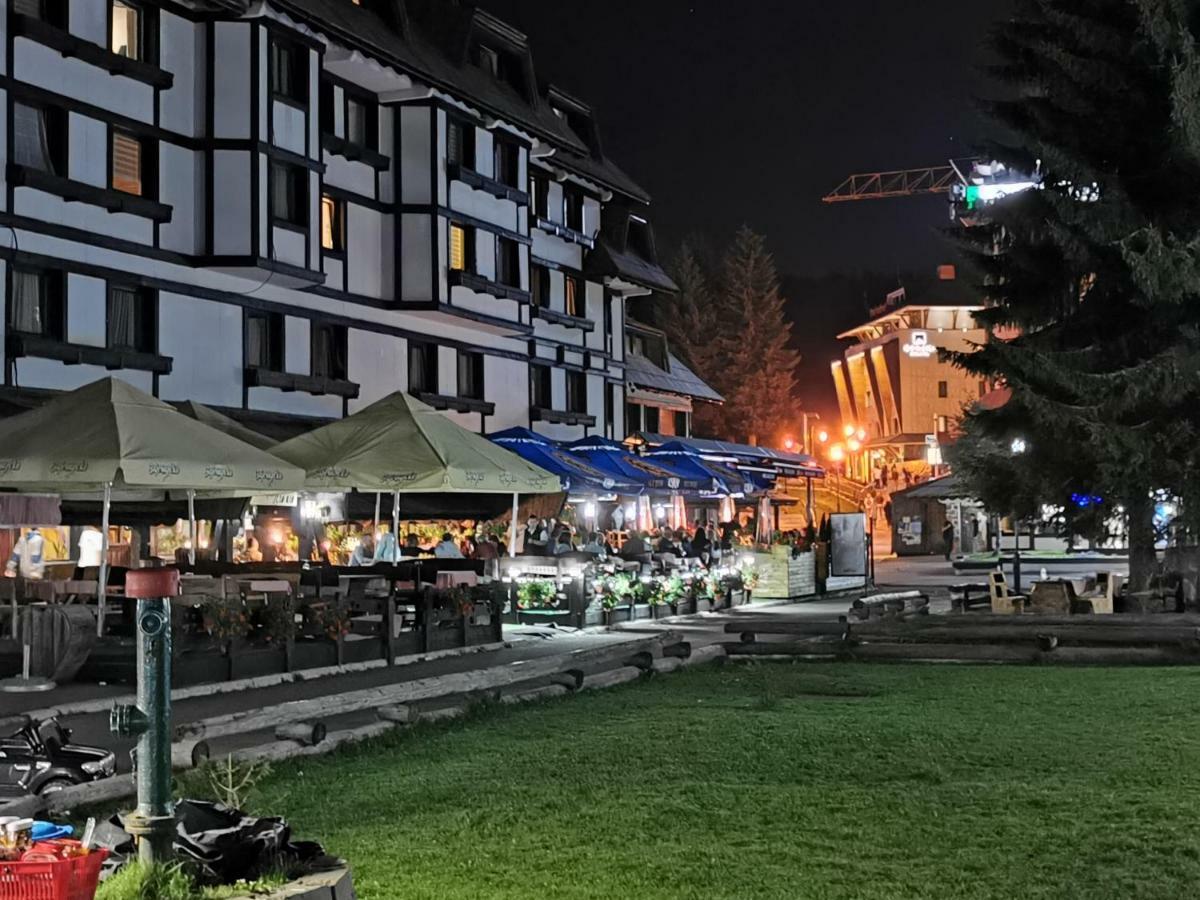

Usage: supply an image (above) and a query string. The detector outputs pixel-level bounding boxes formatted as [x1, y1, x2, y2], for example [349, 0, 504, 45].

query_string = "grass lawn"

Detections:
[246, 663, 1200, 899]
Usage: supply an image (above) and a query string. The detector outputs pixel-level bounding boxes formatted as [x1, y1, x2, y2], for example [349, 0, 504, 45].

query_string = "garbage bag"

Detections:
[97, 799, 341, 885]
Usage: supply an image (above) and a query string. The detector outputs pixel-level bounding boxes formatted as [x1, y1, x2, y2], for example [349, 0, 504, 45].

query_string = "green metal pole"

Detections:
[111, 567, 179, 864]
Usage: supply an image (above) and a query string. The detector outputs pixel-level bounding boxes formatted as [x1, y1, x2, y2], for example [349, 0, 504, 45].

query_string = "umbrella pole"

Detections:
[97, 481, 112, 637]
[373, 491, 381, 537]
[509, 492, 519, 558]
[392, 491, 400, 563]
[187, 489, 197, 566]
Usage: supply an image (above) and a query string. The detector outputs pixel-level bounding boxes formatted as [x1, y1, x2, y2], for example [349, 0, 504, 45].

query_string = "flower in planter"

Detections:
[200, 598, 251, 642]
[516, 578, 559, 610]
[595, 573, 634, 610]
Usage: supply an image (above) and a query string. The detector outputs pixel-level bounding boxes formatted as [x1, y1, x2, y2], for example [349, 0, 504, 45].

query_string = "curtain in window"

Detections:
[321, 196, 336, 250]
[112, 132, 142, 196]
[13, 104, 53, 174]
[447, 123, 461, 166]
[247, 316, 267, 368]
[313, 327, 344, 379]
[9, 271, 43, 334]
[272, 164, 295, 222]
[346, 101, 366, 146]
[111, 1, 140, 59]
[457, 353, 481, 400]
[108, 287, 137, 350]
[13, 0, 43, 17]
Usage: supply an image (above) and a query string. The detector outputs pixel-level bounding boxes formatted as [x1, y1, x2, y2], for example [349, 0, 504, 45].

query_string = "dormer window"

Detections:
[628, 216, 654, 260]
[477, 45, 500, 78]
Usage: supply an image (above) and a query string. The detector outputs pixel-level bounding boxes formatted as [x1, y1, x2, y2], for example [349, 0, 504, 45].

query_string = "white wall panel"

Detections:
[68, 114, 107, 188]
[160, 13, 198, 136]
[348, 330, 403, 412]
[66, 273, 106, 348]
[272, 101, 306, 156]
[400, 215, 432, 301]
[12, 359, 151, 394]
[15, 41, 154, 122]
[157, 294, 243, 407]
[284, 315, 310, 376]
[214, 23, 251, 139]
[400, 107, 431, 204]
[272, 226, 305, 269]
[159, 144, 200, 254]
[212, 151, 250, 254]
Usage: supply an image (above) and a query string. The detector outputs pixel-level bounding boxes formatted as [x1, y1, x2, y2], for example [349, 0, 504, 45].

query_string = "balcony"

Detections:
[11, 14, 173, 89]
[532, 305, 594, 332]
[448, 163, 529, 206]
[9, 164, 172, 223]
[449, 270, 531, 305]
[7, 333, 172, 374]
[320, 133, 389, 171]
[411, 391, 495, 416]
[533, 215, 594, 249]
[245, 367, 359, 399]
[531, 406, 595, 427]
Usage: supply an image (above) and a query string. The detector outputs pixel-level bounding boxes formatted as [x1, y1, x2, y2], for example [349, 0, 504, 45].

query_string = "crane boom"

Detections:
[822, 165, 961, 203]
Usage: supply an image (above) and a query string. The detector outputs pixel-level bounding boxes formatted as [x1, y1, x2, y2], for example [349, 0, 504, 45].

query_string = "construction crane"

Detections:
[822, 161, 971, 204]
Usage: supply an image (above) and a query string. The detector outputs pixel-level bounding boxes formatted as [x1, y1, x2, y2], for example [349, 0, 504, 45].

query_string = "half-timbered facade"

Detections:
[0, 0, 684, 440]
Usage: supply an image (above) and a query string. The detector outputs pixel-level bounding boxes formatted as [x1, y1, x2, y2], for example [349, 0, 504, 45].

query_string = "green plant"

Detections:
[306, 601, 350, 641]
[661, 575, 686, 605]
[96, 861, 195, 900]
[441, 585, 492, 618]
[516, 578, 558, 610]
[596, 573, 633, 610]
[186, 755, 274, 811]
[254, 596, 297, 644]
[200, 599, 250, 643]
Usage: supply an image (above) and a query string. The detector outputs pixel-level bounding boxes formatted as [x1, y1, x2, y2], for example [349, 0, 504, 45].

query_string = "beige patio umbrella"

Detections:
[175, 400, 277, 452]
[0, 378, 305, 629]
[271, 391, 562, 556]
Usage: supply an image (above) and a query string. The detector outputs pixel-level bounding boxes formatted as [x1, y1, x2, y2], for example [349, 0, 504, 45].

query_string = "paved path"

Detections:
[4, 627, 674, 773]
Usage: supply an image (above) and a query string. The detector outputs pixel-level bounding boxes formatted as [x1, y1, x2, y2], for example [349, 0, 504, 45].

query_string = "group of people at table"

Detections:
[333, 517, 742, 569]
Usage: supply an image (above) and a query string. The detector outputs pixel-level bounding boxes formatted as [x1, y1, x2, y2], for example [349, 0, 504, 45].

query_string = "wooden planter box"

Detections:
[516, 608, 574, 627]
[651, 603, 673, 619]
[230, 645, 286, 680]
[288, 639, 337, 671]
[602, 605, 634, 626]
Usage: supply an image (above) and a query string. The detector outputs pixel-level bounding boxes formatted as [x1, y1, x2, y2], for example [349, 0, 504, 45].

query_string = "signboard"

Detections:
[250, 493, 299, 507]
[830, 512, 867, 577]
[902, 331, 936, 358]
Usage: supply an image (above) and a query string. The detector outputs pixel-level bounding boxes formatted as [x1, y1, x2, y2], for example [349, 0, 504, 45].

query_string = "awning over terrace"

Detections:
[563, 437, 710, 494]
[631, 433, 825, 478]
[488, 428, 641, 496]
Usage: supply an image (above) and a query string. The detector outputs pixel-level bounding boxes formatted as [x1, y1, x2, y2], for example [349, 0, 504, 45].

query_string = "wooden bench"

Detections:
[989, 571, 1027, 614]
[849, 591, 929, 621]
[950, 582, 990, 612]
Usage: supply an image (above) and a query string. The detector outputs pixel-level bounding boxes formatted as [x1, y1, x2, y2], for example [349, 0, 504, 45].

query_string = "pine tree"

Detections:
[658, 241, 715, 373]
[712, 227, 801, 445]
[951, 0, 1200, 587]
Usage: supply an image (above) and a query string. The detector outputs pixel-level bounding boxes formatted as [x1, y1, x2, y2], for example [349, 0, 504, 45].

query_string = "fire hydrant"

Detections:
[110, 567, 180, 864]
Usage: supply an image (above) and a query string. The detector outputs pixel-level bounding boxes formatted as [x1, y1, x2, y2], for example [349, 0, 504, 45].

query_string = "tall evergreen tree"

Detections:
[951, 0, 1200, 587]
[658, 241, 715, 373]
[711, 227, 801, 445]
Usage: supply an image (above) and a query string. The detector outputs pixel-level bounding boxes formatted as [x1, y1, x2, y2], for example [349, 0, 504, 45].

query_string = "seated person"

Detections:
[582, 531, 608, 559]
[399, 533, 423, 558]
[620, 530, 649, 559]
[656, 530, 683, 556]
[349, 533, 376, 566]
[475, 535, 499, 560]
[433, 532, 463, 559]
[551, 529, 575, 555]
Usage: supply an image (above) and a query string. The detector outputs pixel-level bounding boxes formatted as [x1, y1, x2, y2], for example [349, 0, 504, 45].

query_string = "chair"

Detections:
[988, 571, 1026, 614]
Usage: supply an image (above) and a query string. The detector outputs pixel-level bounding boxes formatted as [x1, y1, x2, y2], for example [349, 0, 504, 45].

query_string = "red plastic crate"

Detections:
[0, 841, 108, 900]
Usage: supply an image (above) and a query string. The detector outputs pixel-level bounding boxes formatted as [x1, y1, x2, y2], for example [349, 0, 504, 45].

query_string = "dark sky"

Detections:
[479, 0, 1011, 278]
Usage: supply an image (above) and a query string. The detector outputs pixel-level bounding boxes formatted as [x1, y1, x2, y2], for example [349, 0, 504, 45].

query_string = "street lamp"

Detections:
[1009, 436, 1027, 590]
[843, 424, 856, 438]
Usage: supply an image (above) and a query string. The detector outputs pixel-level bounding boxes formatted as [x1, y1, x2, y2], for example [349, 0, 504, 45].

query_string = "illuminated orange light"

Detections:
[817, 430, 829, 443]
[843, 424, 855, 438]
[847, 438, 861, 452]
[829, 444, 845, 462]
[856, 428, 867, 441]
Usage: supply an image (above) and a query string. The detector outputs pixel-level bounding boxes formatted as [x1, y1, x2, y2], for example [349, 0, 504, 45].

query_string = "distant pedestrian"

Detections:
[941, 521, 955, 561]
[903, 469, 912, 489]
[883, 499, 893, 526]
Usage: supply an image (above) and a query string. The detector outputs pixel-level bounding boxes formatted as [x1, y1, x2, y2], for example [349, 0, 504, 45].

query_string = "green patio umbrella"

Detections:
[271, 391, 562, 556]
[175, 400, 278, 452]
[0, 378, 305, 629]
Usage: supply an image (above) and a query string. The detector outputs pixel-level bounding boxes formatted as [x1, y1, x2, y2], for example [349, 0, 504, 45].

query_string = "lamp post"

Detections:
[829, 444, 846, 513]
[1010, 437, 1027, 592]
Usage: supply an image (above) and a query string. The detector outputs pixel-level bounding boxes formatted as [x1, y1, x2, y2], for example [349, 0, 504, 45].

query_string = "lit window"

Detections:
[111, 1, 141, 60]
[450, 223, 472, 273]
[111, 131, 145, 196]
[321, 195, 345, 251]
[564, 275, 580, 317]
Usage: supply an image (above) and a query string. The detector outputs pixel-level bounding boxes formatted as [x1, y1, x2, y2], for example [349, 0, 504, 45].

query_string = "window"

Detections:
[564, 274, 581, 317]
[345, 96, 376, 150]
[531, 264, 550, 309]
[496, 237, 520, 288]
[564, 188, 584, 232]
[494, 139, 519, 188]
[321, 195, 345, 252]
[476, 45, 499, 78]
[673, 410, 690, 437]
[319, 79, 335, 134]
[457, 350, 484, 400]
[566, 370, 587, 414]
[643, 405, 660, 433]
[111, 1, 143, 61]
[12, 104, 66, 176]
[311, 322, 347, 380]
[111, 130, 152, 197]
[625, 402, 642, 436]
[447, 119, 475, 170]
[602, 292, 613, 351]
[271, 39, 306, 103]
[246, 312, 284, 371]
[14, 0, 66, 27]
[408, 341, 438, 394]
[8, 270, 64, 340]
[271, 162, 307, 227]
[531, 364, 552, 409]
[107, 285, 156, 353]
[605, 383, 614, 432]
[938, 380, 949, 398]
[449, 223, 474, 273]
[531, 173, 549, 218]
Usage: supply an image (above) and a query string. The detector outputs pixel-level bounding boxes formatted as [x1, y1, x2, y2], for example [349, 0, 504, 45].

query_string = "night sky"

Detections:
[479, 0, 1009, 276]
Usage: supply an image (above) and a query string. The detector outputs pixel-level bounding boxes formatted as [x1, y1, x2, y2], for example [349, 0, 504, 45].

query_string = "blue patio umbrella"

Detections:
[647, 442, 764, 497]
[489, 428, 641, 495]
[563, 436, 708, 494]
